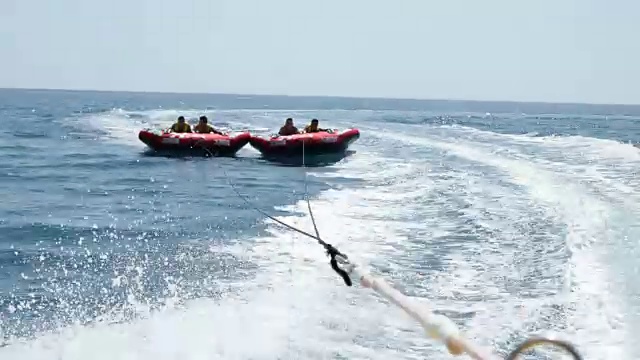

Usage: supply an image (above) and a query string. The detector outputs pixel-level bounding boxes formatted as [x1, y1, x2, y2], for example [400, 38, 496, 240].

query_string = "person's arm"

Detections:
[186, 124, 192, 133]
[278, 127, 286, 136]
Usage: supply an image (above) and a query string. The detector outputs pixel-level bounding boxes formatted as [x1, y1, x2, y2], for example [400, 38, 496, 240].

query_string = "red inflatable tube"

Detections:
[138, 129, 251, 156]
[249, 128, 360, 157]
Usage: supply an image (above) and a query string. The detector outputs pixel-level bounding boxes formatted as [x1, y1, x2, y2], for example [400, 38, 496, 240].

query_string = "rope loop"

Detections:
[506, 337, 583, 360]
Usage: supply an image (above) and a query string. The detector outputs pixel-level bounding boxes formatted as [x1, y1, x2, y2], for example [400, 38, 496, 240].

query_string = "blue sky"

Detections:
[1, 0, 638, 104]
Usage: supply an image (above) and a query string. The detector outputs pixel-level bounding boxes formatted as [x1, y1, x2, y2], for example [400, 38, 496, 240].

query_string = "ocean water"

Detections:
[1, 88, 639, 359]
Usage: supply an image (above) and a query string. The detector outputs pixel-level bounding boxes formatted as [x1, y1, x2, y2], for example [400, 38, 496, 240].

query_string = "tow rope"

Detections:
[196, 135, 583, 359]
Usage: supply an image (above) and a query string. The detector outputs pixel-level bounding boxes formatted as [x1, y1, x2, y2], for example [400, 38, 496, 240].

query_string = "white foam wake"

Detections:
[3, 111, 636, 360]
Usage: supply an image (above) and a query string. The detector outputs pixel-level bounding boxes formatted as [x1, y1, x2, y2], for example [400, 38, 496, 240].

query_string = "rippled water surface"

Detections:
[1, 89, 639, 359]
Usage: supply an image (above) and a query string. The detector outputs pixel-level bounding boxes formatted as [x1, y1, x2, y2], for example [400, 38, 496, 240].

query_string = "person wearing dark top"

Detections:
[278, 118, 299, 136]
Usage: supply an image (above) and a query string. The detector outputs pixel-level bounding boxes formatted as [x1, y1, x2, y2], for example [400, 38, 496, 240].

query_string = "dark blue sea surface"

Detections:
[0, 88, 639, 359]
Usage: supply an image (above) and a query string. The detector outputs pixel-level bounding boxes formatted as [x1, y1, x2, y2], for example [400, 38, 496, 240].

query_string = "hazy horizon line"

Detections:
[3, 85, 640, 109]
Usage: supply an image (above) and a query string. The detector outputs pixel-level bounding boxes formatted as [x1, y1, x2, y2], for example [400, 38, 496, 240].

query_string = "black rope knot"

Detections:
[325, 243, 352, 287]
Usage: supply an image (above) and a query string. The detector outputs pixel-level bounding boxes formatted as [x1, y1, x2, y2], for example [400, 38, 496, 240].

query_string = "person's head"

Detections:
[177, 116, 185, 123]
[285, 118, 293, 127]
[310, 118, 319, 129]
[199, 115, 208, 124]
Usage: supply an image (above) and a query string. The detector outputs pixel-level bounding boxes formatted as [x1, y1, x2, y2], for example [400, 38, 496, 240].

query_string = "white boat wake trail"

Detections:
[1, 112, 637, 359]
[218, 119, 638, 359]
